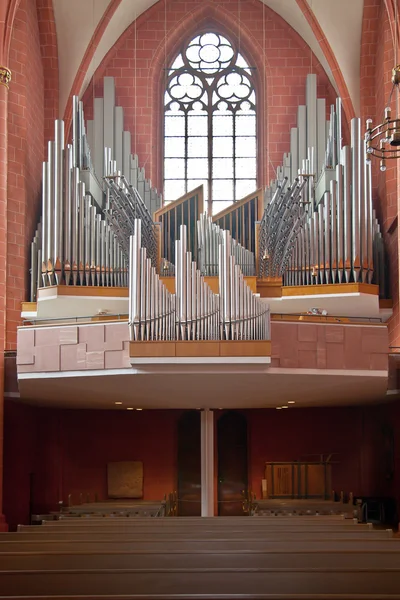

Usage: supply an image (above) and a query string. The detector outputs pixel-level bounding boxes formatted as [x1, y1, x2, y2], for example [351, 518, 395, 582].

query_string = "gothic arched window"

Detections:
[164, 32, 257, 215]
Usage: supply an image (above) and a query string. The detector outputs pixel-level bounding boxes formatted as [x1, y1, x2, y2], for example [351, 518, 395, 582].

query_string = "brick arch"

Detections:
[84, 0, 335, 190]
[147, 3, 268, 190]
[63, 0, 123, 136]
[1, 0, 22, 63]
[36, 0, 59, 150]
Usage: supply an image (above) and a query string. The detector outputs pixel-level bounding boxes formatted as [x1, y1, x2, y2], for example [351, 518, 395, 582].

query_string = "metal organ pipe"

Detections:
[128, 222, 270, 343]
[259, 110, 386, 293]
[33, 100, 129, 299]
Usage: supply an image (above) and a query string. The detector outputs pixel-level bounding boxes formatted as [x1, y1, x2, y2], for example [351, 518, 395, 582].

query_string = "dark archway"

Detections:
[177, 411, 201, 516]
[217, 411, 248, 516]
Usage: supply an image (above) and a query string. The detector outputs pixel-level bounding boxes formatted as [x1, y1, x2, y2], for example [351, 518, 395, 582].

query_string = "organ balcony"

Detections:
[15, 72, 391, 410]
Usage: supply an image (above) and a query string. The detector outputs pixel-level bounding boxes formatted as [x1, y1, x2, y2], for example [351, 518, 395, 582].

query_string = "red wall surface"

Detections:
[7, 0, 44, 350]
[82, 0, 336, 191]
[4, 401, 400, 530]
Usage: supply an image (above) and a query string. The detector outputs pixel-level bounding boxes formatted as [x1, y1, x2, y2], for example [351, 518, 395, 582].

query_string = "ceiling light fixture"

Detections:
[276, 407, 282, 410]
[136, 408, 143, 411]
[115, 402, 122, 405]
[288, 401, 295, 404]
[282, 406, 289, 409]
[365, 2, 400, 169]
[127, 407, 134, 411]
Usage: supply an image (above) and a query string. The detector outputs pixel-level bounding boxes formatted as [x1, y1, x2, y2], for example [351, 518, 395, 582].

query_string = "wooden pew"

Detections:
[1, 548, 400, 570]
[0, 567, 400, 596]
[1, 537, 399, 554]
[0, 527, 393, 542]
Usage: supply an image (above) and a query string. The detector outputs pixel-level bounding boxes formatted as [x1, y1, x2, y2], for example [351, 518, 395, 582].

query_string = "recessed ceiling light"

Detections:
[115, 402, 122, 405]
[282, 406, 289, 409]
[276, 407, 282, 410]
[288, 401, 295, 404]
[127, 407, 134, 411]
[136, 408, 143, 411]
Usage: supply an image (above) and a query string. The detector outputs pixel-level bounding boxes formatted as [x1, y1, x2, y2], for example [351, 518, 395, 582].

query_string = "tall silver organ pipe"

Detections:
[219, 230, 269, 341]
[197, 213, 255, 277]
[31, 79, 163, 300]
[175, 224, 219, 341]
[86, 76, 162, 215]
[129, 221, 270, 342]
[34, 116, 128, 298]
[260, 106, 386, 293]
[129, 219, 174, 342]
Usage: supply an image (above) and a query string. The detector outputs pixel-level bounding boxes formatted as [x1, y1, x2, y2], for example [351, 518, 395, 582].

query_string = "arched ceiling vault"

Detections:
[52, 0, 364, 120]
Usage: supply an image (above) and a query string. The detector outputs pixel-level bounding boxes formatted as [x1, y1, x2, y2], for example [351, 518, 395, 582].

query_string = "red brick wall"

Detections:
[374, 3, 399, 347]
[36, 0, 59, 149]
[82, 0, 336, 191]
[4, 401, 399, 529]
[247, 405, 397, 500]
[7, 0, 44, 349]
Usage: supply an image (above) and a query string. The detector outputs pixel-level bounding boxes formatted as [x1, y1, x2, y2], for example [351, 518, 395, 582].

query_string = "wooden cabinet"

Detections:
[264, 462, 332, 499]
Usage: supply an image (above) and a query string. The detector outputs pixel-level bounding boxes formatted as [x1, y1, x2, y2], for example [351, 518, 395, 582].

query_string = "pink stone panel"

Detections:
[86, 351, 105, 370]
[104, 323, 130, 351]
[16, 329, 35, 365]
[79, 324, 105, 352]
[60, 343, 87, 371]
[369, 353, 388, 371]
[297, 324, 318, 342]
[105, 350, 128, 369]
[325, 325, 345, 343]
[35, 327, 60, 347]
[280, 357, 299, 369]
[298, 350, 317, 369]
[297, 341, 317, 352]
[316, 346, 327, 369]
[344, 327, 371, 370]
[326, 343, 345, 370]
[59, 327, 78, 345]
[34, 345, 60, 372]
[361, 328, 389, 354]
[271, 323, 298, 363]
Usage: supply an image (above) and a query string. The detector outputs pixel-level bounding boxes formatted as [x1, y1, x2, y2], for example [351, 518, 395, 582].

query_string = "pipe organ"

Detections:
[259, 77, 386, 294]
[31, 77, 162, 299]
[212, 190, 263, 256]
[155, 187, 204, 267]
[197, 213, 255, 277]
[37, 118, 129, 291]
[129, 221, 269, 342]
[86, 77, 162, 215]
[31, 70, 387, 309]
[104, 175, 158, 268]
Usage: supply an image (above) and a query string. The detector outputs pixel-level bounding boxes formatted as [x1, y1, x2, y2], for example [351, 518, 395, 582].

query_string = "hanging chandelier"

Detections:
[365, 65, 400, 171]
[365, 2, 399, 171]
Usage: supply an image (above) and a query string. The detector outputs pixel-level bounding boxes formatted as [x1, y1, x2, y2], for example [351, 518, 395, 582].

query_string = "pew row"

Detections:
[1, 568, 400, 596]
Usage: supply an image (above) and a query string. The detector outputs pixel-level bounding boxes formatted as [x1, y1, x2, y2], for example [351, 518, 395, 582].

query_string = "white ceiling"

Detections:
[53, 0, 364, 117]
[18, 366, 387, 409]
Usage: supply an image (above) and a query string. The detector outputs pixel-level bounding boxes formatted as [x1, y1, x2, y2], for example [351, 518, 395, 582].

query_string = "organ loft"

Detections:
[0, 0, 399, 597]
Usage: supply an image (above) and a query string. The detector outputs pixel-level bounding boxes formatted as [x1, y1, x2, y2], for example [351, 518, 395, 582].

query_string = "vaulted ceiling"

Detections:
[52, 0, 364, 118]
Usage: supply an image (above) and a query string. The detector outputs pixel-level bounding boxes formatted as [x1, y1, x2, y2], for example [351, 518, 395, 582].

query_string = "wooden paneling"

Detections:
[212, 189, 263, 255]
[130, 340, 271, 358]
[282, 283, 379, 297]
[155, 186, 204, 266]
[265, 462, 332, 499]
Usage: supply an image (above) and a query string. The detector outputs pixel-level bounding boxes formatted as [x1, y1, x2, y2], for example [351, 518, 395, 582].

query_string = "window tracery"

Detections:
[164, 32, 257, 215]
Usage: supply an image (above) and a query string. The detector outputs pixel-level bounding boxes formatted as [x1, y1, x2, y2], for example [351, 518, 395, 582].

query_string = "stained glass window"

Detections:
[164, 33, 257, 215]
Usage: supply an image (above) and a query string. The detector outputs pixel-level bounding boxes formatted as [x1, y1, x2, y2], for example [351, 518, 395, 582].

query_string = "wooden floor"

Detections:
[0, 512, 399, 599]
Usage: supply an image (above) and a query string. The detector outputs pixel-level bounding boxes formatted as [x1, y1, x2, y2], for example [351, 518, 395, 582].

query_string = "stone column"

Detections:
[200, 409, 214, 517]
[0, 65, 11, 532]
